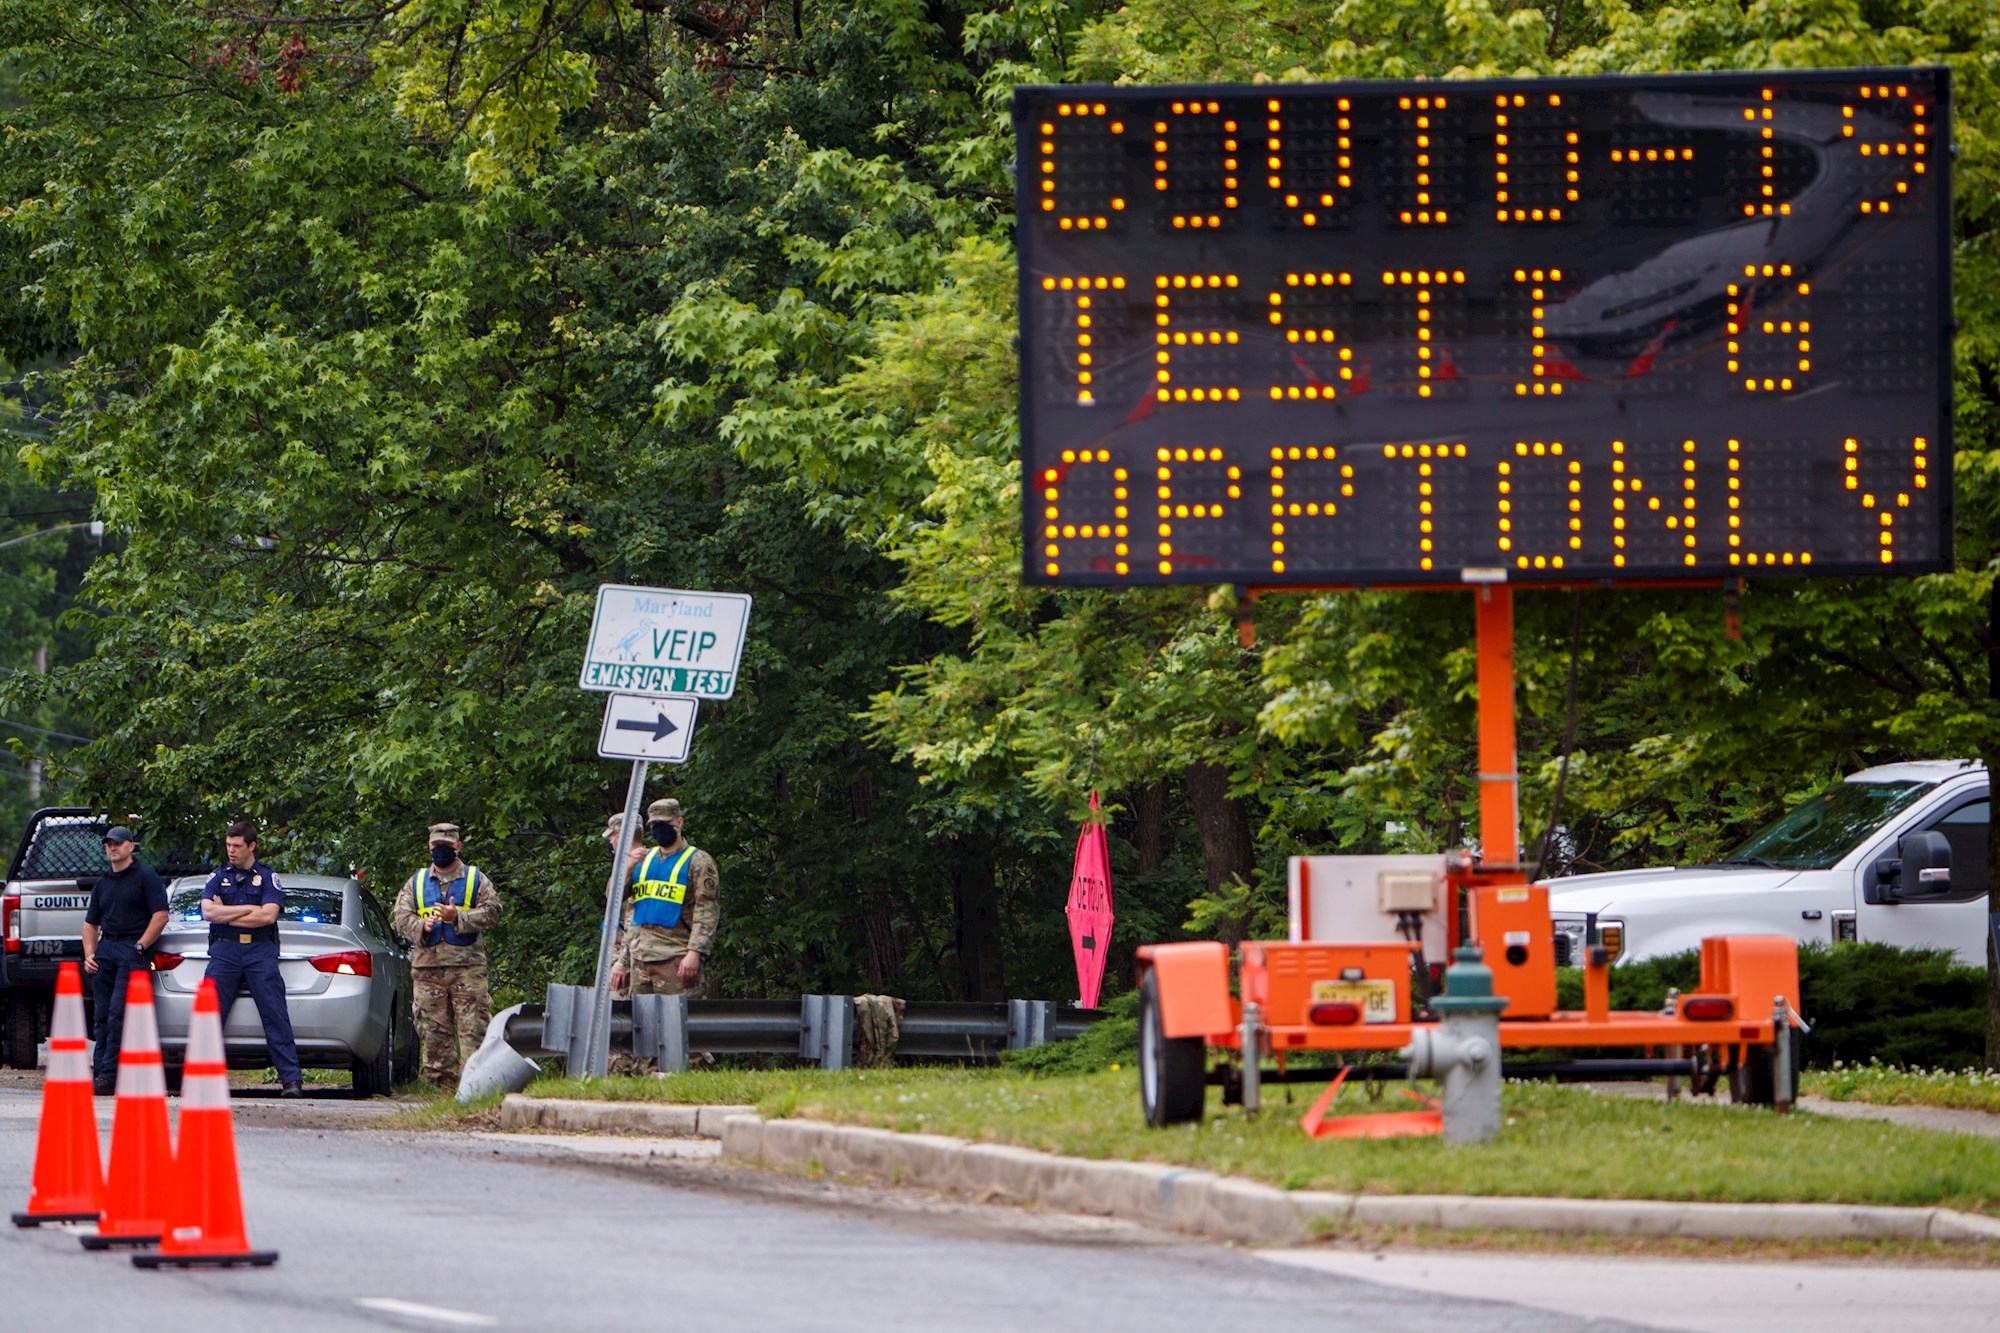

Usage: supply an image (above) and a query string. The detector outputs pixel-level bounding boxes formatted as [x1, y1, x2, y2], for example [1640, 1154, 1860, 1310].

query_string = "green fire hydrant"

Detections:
[1403, 944, 1509, 1144]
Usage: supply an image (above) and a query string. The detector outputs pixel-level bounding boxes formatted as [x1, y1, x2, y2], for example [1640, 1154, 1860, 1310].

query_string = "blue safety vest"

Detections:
[414, 865, 484, 947]
[630, 846, 697, 930]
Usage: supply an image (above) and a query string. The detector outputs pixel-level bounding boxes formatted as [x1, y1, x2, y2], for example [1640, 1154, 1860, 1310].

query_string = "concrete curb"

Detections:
[491, 1098, 2000, 1247]
[497, 1095, 751, 1138]
[715, 1112, 2000, 1247]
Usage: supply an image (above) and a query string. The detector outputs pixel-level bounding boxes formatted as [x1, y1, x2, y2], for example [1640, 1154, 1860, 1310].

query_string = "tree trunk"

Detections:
[951, 838, 1007, 1000]
[1134, 780, 1167, 875]
[1184, 761, 1255, 920]
[860, 894, 902, 989]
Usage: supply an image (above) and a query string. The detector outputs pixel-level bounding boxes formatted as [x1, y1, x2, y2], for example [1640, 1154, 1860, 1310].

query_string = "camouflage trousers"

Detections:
[608, 958, 706, 1077]
[413, 963, 491, 1089]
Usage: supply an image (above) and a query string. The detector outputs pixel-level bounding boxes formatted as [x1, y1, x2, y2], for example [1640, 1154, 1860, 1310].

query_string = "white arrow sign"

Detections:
[597, 694, 699, 763]
[578, 584, 752, 700]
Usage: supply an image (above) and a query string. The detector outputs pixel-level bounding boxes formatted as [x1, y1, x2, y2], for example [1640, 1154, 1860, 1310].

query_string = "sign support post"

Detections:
[581, 759, 649, 1079]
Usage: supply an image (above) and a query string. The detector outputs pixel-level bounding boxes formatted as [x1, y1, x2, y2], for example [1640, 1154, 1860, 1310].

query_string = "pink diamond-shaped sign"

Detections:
[1065, 792, 1116, 1009]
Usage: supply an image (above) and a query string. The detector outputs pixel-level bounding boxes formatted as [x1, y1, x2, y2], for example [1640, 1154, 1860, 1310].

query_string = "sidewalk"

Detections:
[1796, 1095, 2000, 1138]
[1581, 1079, 2000, 1138]
[496, 1096, 2000, 1248]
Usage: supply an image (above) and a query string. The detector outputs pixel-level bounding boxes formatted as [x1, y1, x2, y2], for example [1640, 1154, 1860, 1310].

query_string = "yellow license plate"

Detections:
[1309, 979, 1397, 1024]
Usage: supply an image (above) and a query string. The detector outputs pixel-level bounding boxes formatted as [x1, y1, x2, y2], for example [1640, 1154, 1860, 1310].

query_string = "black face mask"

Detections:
[649, 821, 680, 846]
[430, 843, 457, 868]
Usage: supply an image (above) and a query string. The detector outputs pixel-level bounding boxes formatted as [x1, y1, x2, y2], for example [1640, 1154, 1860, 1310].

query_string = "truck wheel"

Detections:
[1138, 970, 1206, 1127]
[2, 996, 38, 1070]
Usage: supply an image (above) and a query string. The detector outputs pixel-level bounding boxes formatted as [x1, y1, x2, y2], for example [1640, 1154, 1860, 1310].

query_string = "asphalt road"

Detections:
[2, 1085, 1991, 1333]
[0, 1086, 1639, 1333]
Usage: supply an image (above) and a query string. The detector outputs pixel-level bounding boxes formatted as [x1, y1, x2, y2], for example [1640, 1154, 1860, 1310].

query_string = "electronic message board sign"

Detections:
[1015, 68, 1952, 587]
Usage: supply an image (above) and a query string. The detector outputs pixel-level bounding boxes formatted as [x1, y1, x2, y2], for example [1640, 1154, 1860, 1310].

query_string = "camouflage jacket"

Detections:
[392, 865, 503, 968]
[614, 845, 719, 968]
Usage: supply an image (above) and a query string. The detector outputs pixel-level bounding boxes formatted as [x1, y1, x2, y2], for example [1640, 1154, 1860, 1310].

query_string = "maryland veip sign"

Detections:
[577, 585, 753, 700]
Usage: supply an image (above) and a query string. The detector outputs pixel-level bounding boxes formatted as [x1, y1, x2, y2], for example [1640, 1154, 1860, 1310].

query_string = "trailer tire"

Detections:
[1139, 971, 1206, 1127]
[3, 995, 39, 1070]
[1729, 1029, 1803, 1107]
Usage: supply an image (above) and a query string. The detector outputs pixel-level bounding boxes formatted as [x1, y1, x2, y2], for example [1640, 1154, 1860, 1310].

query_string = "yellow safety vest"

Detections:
[414, 866, 483, 946]
[630, 846, 696, 929]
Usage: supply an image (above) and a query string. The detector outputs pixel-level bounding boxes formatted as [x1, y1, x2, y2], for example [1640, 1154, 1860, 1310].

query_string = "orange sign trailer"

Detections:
[1136, 583, 1804, 1127]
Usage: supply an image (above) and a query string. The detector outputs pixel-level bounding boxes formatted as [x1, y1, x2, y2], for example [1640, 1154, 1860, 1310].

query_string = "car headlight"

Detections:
[1551, 915, 1624, 967]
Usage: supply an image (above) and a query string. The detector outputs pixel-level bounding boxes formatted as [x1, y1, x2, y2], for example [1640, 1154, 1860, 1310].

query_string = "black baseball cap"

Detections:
[103, 826, 135, 844]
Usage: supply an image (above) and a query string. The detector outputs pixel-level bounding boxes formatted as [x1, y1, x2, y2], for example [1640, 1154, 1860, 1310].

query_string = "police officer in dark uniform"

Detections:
[81, 825, 168, 1096]
[199, 820, 303, 1097]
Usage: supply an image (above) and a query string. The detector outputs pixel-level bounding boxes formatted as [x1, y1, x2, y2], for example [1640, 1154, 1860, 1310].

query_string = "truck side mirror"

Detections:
[1873, 830, 1952, 903]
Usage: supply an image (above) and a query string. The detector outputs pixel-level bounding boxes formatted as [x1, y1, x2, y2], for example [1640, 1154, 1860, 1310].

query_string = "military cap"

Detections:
[603, 812, 626, 838]
[646, 798, 682, 821]
[427, 821, 462, 844]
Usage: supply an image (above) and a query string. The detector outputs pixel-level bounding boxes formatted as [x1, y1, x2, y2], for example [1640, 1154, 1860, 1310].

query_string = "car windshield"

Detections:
[168, 886, 345, 925]
[1723, 780, 1933, 869]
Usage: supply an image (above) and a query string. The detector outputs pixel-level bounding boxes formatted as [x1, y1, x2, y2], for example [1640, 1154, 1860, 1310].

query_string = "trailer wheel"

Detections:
[2, 996, 39, 1070]
[1729, 1029, 1803, 1107]
[1139, 971, 1206, 1127]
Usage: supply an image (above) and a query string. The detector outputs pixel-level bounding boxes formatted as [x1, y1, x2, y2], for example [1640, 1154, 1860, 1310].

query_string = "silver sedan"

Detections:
[151, 874, 417, 1096]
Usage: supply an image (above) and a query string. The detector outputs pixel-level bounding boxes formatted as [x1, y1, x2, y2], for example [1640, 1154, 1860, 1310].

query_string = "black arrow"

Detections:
[615, 711, 680, 743]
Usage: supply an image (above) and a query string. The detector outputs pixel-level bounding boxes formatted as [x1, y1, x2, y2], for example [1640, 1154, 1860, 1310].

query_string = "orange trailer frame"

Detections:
[1137, 581, 1802, 1122]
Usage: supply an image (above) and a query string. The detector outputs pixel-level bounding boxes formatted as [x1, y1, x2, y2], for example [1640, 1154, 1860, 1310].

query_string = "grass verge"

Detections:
[1803, 1062, 2000, 1114]
[383, 1085, 507, 1131]
[519, 1065, 2000, 1214]
[519, 1070, 844, 1109]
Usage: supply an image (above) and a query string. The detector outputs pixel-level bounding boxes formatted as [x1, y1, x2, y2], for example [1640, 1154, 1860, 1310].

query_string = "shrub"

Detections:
[1560, 942, 1987, 1070]
[1002, 990, 1139, 1074]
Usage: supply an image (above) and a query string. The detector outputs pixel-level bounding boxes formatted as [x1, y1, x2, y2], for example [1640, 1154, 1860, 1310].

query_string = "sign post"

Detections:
[580, 760, 648, 1078]
[575, 584, 751, 1078]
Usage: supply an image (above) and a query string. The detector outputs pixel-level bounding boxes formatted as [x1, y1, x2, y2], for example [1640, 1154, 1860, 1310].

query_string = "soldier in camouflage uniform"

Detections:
[608, 798, 719, 1002]
[391, 822, 503, 1090]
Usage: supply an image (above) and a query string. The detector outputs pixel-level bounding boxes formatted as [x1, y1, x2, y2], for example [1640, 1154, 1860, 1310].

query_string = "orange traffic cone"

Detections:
[11, 961, 104, 1227]
[133, 978, 277, 1268]
[83, 970, 172, 1249]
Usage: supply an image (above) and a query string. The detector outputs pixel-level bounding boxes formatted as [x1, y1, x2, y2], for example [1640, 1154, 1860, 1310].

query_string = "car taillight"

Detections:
[2, 896, 16, 953]
[1308, 1002, 1362, 1026]
[1680, 996, 1734, 1021]
[150, 951, 183, 972]
[309, 950, 372, 977]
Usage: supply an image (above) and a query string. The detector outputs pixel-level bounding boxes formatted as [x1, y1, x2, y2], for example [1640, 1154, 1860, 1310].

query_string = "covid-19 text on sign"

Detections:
[1015, 67, 1952, 586]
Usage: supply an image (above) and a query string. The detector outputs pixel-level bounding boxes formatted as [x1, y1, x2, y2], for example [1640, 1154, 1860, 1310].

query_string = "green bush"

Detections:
[1559, 942, 1988, 1071]
[1002, 990, 1140, 1075]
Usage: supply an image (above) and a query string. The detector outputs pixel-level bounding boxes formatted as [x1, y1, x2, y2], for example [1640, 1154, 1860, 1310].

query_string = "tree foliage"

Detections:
[0, 1, 1994, 1041]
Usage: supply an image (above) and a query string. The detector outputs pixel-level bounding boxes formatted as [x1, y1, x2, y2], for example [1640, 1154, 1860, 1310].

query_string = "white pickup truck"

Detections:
[1546, 761, 1992, 968]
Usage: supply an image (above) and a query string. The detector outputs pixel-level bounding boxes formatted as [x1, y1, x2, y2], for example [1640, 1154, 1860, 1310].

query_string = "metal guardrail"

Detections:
[514, 988, 1105, 1073]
